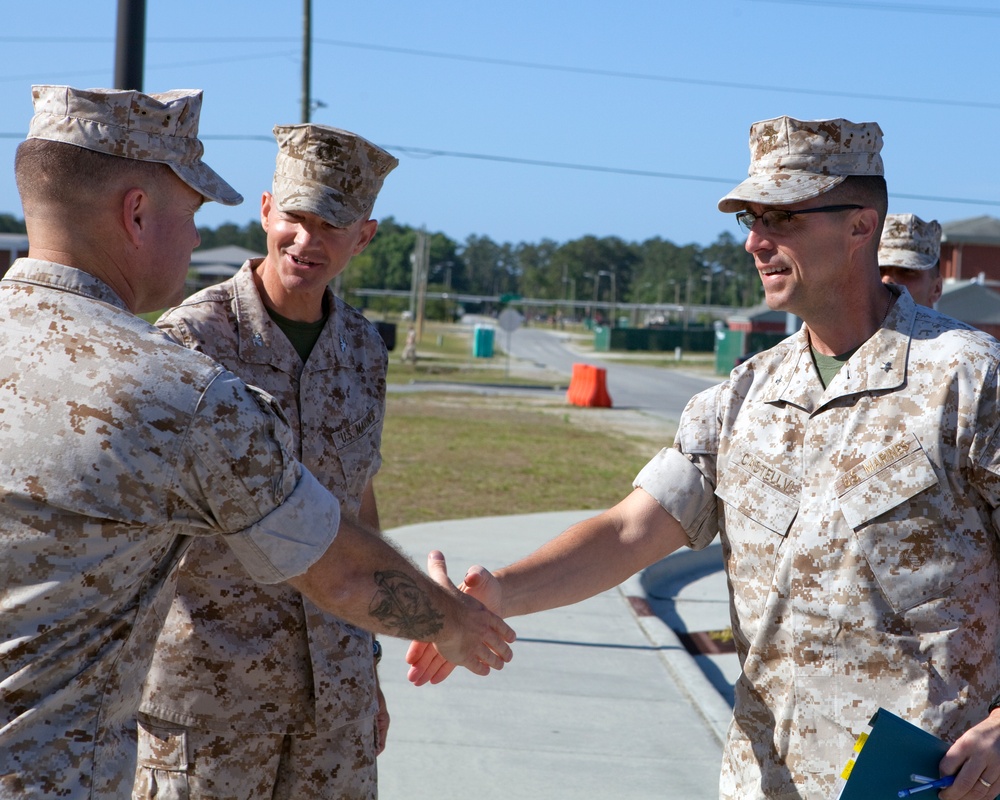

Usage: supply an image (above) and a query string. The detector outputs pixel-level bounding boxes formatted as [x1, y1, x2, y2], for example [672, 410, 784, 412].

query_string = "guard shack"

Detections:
[714, 306, 793, 375]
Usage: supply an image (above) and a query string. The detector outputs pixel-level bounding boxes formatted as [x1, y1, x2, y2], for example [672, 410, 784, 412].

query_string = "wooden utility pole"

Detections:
[301, 0, 312, 122]
[412, 230, 430, 341]
[113, 0, 146, 90]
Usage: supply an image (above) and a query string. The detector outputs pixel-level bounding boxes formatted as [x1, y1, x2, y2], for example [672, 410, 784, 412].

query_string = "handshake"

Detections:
[409, 550, 508, 686]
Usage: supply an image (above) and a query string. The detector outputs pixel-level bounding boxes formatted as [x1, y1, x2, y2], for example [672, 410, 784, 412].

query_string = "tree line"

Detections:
[198, 216, 761, 314]
[2, 211, 759, 313]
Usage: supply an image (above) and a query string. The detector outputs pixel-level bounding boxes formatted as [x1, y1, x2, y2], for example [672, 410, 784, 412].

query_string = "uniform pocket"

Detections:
[836, 434, 977, 613]
[716, 450, 800, 604]
[136, 717, 189, 770]
[135, 717, 190, 799]
[331, 404, 382, 500]
[716, 448, 800, 537]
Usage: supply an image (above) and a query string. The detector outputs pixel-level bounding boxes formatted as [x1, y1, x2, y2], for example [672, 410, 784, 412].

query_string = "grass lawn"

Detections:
[377, 392, 673, 530]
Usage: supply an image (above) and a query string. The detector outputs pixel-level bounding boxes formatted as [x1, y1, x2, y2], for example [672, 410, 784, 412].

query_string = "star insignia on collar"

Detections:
[340, 335, 347, 352]
[882, 361, 892, 373]
[252, 332, 264, 347]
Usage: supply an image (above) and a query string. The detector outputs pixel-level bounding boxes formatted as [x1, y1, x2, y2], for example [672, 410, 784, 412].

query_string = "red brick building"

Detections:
[940, 216, 1000, 288]
[0, 233, 29, 279]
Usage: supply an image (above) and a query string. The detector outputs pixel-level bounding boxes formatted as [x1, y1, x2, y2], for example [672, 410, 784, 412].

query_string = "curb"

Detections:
[620, 544, 733, 746]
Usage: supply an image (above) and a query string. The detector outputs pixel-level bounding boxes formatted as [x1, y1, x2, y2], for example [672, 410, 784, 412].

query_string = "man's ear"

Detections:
[121, 187, 147, 248]
[929, 275, 944, 306]
[851, 207, 880, 245]
[260, 191, 273, 231]
[354, 219, 379, 255]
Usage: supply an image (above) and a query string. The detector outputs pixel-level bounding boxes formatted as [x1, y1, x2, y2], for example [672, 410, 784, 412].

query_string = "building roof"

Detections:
[0, 233, 29, 251]
[937, 279, 1000, 324]
[726, 303, 786, 325]
[190, 263, 240, 279]
[940, 216, 1000, 245]
[189, 245, 262, 266]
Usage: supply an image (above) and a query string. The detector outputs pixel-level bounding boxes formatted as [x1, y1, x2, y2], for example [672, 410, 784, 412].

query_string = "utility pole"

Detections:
[113, 0, 146, 90]
[412, 230, 430, 342]
[301, 0, 312, 123]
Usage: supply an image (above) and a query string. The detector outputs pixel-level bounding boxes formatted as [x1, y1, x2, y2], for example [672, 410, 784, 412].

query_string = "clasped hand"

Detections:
[408, 551, 505, 685]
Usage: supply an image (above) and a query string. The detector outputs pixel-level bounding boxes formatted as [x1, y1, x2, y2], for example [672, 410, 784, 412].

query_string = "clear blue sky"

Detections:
[2, 0, 998, 249]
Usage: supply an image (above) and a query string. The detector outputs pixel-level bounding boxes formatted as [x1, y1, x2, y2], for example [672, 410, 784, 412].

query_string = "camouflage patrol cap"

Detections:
[26, 85, 243, 206]
[879, 213, 941, 271]
[271, 124, 398, 227]
[718, 116, 884, 213]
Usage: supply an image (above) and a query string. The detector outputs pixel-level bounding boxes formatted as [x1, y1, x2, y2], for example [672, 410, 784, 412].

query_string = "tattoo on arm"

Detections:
[368, 570, 445, 639]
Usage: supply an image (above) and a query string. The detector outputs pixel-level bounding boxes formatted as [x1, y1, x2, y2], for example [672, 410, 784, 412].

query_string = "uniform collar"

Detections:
[5, 258, 131, 312]
[765, 283, 913, 413]
[232, 259, 340, 373]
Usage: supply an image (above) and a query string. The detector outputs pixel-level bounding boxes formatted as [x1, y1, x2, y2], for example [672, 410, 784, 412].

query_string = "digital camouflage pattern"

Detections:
[133, 715, 376, 799]
[138, 260, 387, 796]
[27, 85, 243, 206]
[635, 286, 1000, 800]
[271, 123, 398, 227]
[0, 259, 340, 799]
[718, 116, 884, 213]
[879, 213, 942, 271]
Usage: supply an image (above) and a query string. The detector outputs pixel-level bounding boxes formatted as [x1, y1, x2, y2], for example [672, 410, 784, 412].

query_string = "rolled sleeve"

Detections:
[634, 447, 718, 550]
[224, 466, 340, 584]
[172, 371, 341, 583]
[632, 384, 723, 550]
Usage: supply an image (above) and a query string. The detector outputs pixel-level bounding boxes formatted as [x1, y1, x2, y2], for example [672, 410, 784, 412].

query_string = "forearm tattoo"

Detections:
[369, 570, 445, 639]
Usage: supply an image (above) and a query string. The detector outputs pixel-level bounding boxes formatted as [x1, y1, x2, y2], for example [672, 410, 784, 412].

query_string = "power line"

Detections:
[1, 129, 997, 207]
[310, 38, 1000, 112]
[746, 0, 1000, 17]
[0, 35, 996, 111]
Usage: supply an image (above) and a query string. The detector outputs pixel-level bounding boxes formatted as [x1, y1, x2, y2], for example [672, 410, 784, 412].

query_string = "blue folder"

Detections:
[837, 707, 950, 800]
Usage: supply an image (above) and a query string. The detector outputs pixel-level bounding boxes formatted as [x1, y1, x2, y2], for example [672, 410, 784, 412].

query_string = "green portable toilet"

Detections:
[472, 326, 495, 358]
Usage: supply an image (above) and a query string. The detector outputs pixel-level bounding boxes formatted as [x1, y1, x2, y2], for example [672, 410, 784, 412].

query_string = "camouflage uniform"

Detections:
[635, 285, 1000, 799]
[879, 214, 942, 272]
[0, 259, 338, 799]
[137, 260, 387, 798]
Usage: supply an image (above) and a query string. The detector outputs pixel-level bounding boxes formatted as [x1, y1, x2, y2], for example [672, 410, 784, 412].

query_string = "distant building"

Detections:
[187, 245, 263, 293]
[940, 216, 1000, 288]
[0, 233, 29, 279]
[937, 279, 1000, 340]
[726, 304, 788, 335]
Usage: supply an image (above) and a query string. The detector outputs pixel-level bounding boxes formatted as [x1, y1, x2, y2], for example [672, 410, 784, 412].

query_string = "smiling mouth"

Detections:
[289, 254, 320, 267]
[759, 264, 788, 276]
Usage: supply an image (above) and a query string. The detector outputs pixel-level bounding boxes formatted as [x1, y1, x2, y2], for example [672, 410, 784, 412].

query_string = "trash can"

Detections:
[374, 321, 397, 351]
[472, 326, 494, 358]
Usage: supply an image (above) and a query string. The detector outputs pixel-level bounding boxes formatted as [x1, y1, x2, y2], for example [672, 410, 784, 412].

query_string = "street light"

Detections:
[582, 271, 598, 324]
[597, 270, 616, 328]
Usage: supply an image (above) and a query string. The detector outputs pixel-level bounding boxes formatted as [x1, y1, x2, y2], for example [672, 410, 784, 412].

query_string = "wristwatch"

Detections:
[989, 693, 1000, 715]
[372, 639, 382, 665]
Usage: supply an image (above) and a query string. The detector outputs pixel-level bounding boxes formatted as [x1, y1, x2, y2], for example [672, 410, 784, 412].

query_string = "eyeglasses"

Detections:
[736, 204, 865, 235]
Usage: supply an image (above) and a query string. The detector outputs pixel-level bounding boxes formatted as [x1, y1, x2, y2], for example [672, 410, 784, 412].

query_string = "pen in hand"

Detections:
[898, 775, 955, 798]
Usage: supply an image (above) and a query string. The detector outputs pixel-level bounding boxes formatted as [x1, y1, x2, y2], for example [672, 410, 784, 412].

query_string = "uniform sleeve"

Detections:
[970, 360, 1000, 535]
[172, 370, 340, 584]
[633, 383, 723, 551]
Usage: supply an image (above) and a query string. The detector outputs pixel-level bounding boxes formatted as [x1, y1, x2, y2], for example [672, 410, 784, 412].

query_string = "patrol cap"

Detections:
[879, 213, 941, 271]
[271, 123, 398, 228]
[25, 84, 243, 206]
[718, 116, 884, 213]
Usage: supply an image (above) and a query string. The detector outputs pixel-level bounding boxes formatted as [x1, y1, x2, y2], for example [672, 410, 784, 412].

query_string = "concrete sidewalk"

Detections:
[376, 510, 735, 800]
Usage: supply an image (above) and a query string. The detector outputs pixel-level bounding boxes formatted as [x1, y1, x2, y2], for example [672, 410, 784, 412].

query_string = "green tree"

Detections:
[0, 214, 26, 233]
[196, 220, 265, 253]
[514, 239, 558, 299]
[702, 231, 759, 307]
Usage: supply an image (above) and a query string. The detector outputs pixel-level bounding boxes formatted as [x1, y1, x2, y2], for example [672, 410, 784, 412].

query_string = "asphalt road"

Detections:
[499, 325, 719, 422]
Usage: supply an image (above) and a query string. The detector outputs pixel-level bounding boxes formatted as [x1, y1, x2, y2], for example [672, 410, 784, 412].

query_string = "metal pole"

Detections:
[113, 0, 146, 90]
[301, 0, 312, 123]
